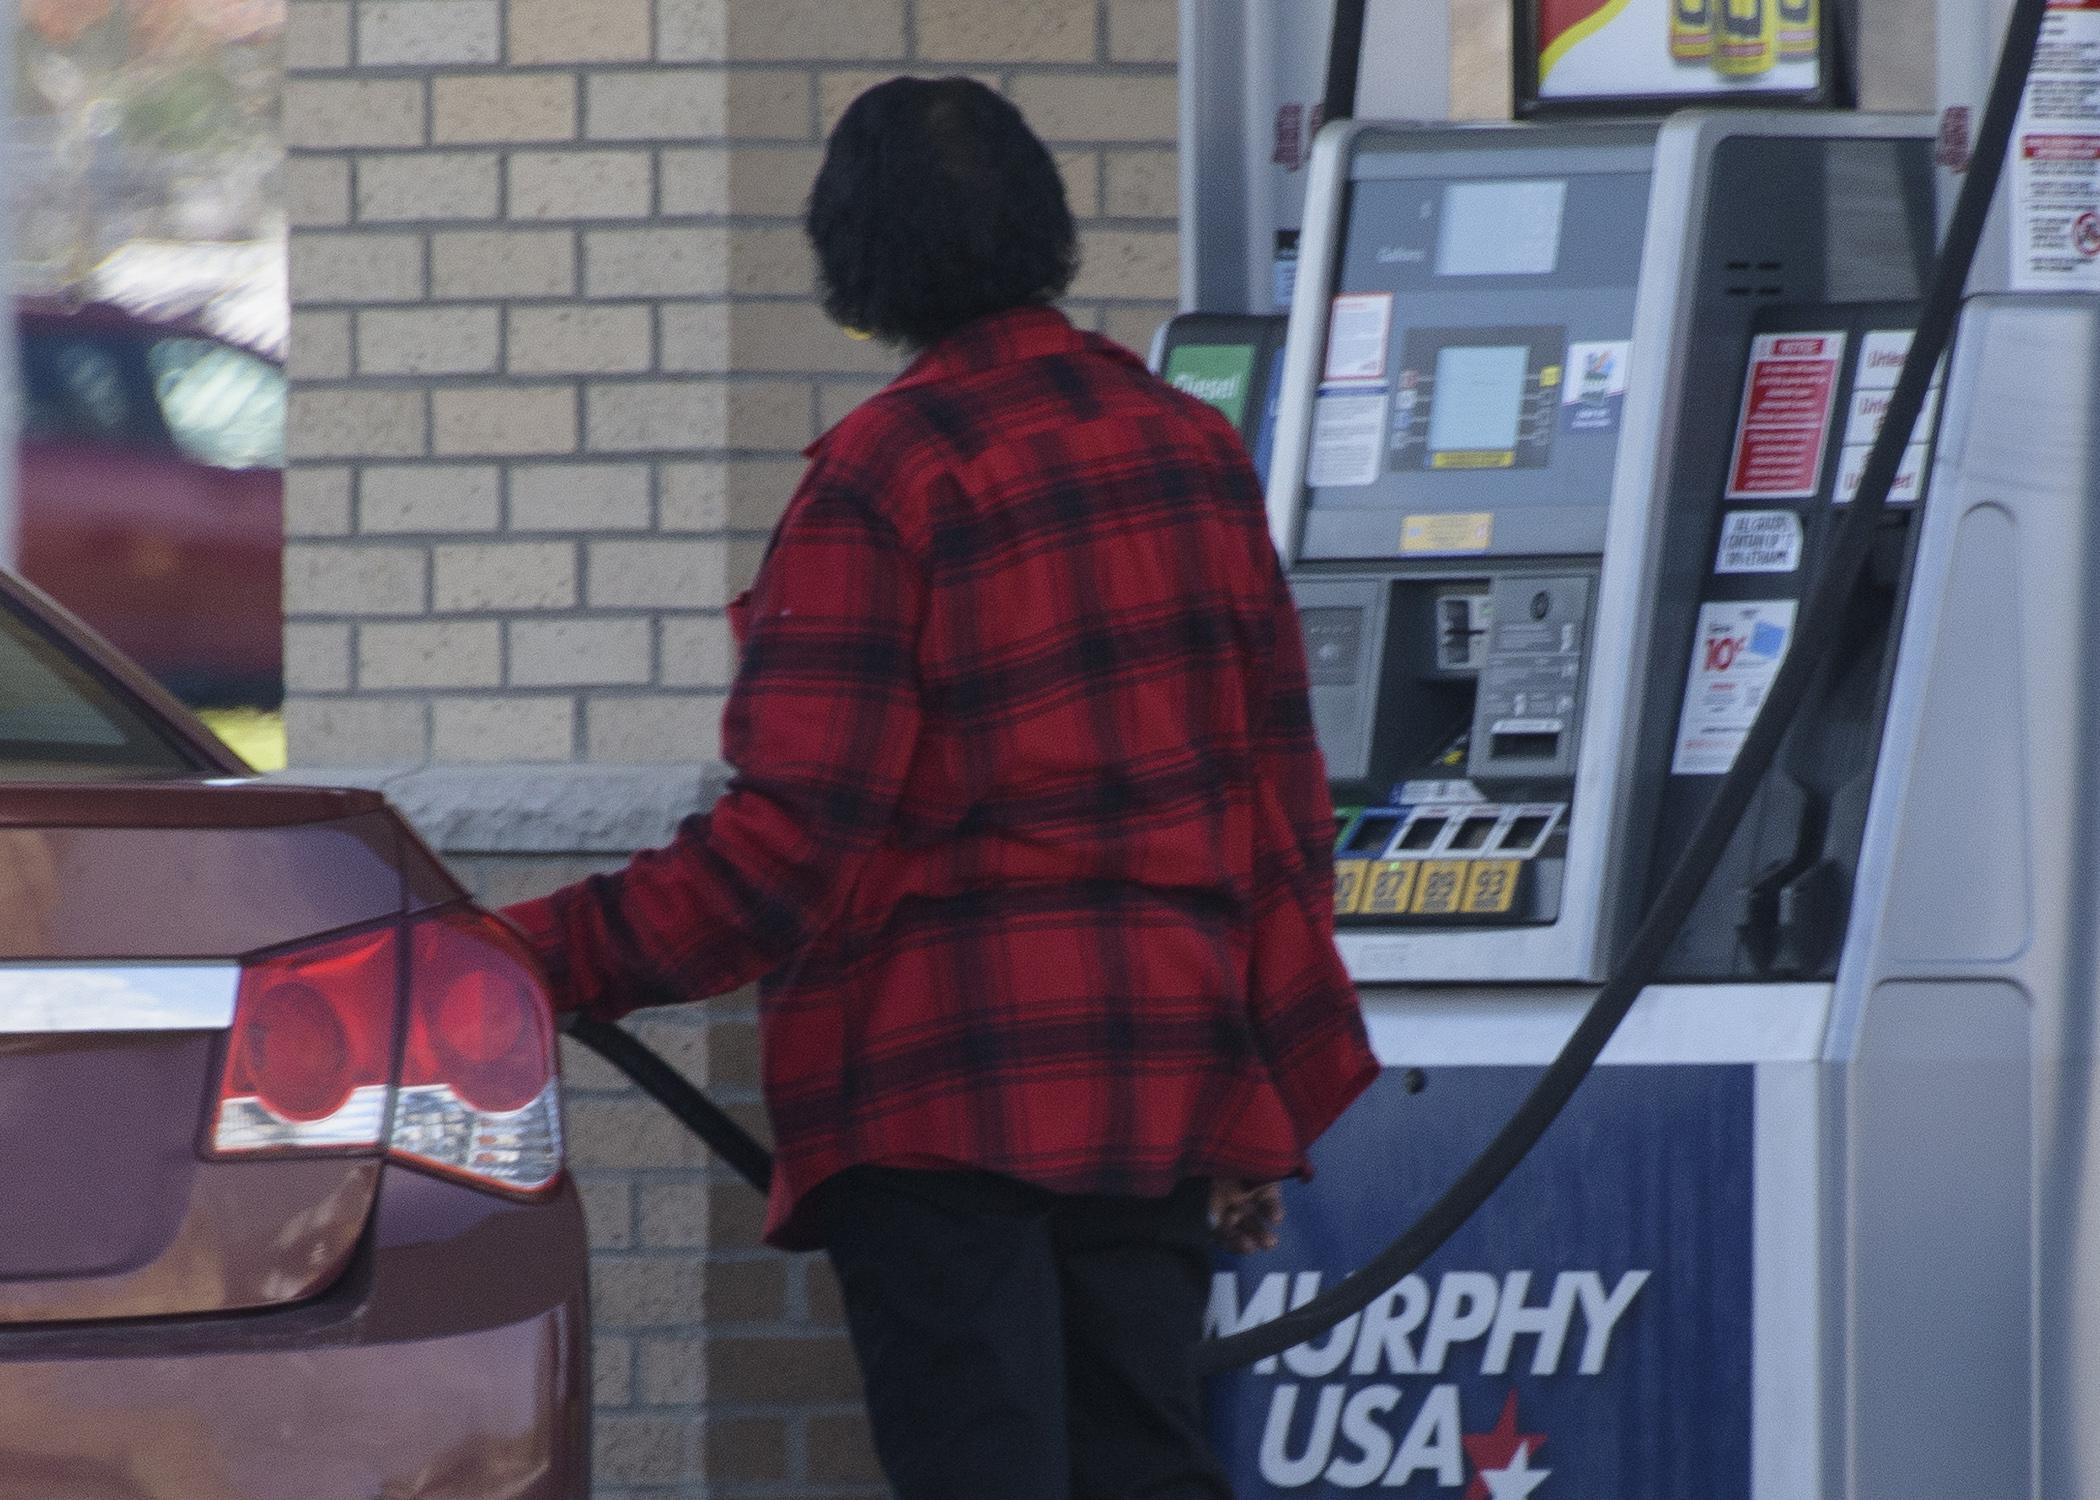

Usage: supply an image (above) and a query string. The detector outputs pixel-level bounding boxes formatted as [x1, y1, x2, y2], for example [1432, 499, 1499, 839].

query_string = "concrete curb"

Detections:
[270, 762, 732, 855]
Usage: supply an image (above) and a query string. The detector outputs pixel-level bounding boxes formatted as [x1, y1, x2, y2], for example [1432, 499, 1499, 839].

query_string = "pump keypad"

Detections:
[1334, 861, 1369, 914]
[1360, 861, 1419, 915]
[1462, 861, 1521, 915]
[1412, 861, 1468, 916]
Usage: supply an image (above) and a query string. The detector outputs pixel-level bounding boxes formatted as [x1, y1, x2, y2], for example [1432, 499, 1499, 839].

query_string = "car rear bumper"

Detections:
[0, 1166, 590, 1500]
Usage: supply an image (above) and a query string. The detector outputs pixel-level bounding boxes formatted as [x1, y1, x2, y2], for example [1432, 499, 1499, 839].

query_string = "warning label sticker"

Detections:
[1401, 512, 1495, 555]
[1725, 333, 1847, 501]
[1716, 511, 1803, 575]
[2012, 1, 2100, 291]
[1672, 600, 1799, 776]
[1322, 293, 1395, 384]
[1308, 389, 1389, 489]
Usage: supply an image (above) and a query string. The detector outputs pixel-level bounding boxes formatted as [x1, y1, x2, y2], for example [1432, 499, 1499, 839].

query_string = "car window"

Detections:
[0, 595, 196, 779]
[147, 338, 287, 471]
[19, 333, 158, 447]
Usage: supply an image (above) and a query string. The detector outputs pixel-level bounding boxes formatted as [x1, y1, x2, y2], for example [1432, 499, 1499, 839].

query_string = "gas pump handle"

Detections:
[1741, 856, 1846, 978]
[1194, 0, 2053, 1376]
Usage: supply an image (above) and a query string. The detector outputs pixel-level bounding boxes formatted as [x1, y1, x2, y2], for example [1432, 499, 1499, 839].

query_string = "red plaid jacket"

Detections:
[506, 307, 1375, 1247]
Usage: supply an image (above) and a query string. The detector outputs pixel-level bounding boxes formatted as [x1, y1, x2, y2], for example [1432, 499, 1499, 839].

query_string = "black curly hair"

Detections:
[806, 76, 1080, 350]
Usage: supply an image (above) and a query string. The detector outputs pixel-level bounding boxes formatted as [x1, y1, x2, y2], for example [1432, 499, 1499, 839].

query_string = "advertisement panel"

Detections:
[1207, 1065, 1752, 1497]
[1518, 0, 1835, 114]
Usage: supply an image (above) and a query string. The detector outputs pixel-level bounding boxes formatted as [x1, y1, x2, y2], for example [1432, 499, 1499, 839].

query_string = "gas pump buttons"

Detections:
[1333, 801, 1565, 919]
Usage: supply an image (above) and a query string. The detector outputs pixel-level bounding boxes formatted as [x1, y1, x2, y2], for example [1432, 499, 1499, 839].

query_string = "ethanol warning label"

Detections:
[1715, 511, 1803, 575]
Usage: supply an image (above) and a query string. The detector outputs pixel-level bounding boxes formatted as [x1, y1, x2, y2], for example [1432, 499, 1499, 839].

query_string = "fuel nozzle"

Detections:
[1437, 592, 1492, 673]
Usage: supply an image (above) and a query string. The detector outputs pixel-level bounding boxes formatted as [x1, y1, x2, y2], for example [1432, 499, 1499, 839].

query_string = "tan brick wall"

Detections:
[286, 2, 1181, 1496]
[285, 0, 1182, 774]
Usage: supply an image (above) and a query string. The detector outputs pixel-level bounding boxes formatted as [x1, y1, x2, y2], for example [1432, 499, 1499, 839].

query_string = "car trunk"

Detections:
[0, 781, 451, 1323]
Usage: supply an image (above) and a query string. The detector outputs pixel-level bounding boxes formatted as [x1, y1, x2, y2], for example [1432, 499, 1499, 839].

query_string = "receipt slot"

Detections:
[1201, 111, 2001, 1500]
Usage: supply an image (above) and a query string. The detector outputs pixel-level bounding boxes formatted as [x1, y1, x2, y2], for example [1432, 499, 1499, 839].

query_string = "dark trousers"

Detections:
[817, 1167, 1237, 1500]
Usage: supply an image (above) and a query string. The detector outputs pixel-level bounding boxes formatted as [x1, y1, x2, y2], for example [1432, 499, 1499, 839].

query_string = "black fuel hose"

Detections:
[567, 1014, 775, 1194]
[567, 0, 2048, 1377]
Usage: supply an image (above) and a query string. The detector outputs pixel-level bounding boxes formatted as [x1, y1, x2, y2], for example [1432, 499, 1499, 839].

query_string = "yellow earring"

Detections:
[844, 327, 875, 342]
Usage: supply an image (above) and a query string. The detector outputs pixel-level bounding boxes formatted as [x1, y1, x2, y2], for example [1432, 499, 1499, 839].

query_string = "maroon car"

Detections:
[16, 300, 285, 706]
[0, 569, 588, 1496]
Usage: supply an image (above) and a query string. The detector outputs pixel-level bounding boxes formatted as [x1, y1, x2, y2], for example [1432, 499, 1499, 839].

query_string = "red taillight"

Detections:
[213, 927, 398, 1153]
[212, 908, 564, 1198]
[407, 916, 550, 1115]
[246, 981, 354, 1120]
[394, 908, 562, 1196]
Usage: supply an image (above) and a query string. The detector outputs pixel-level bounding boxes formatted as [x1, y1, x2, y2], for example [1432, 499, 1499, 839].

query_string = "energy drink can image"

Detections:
[1672, 0, 1716, 60]
[1713, 0, 1777, 78]
[1777, 0, 1817, 59]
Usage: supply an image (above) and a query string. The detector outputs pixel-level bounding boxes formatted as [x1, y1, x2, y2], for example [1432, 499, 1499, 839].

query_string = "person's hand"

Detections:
[1210, 1179, 1284, 1255]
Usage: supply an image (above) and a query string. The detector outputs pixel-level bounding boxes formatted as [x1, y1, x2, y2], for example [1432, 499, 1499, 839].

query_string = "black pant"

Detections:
[817, 1167, 1237, 1500]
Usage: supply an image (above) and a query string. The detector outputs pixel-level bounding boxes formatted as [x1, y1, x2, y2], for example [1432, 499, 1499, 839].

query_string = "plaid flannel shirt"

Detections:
[505, 306, 1375, 1247]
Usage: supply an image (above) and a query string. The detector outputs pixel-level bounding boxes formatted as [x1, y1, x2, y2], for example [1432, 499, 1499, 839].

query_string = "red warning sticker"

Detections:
[1725, 332, 1848, 501]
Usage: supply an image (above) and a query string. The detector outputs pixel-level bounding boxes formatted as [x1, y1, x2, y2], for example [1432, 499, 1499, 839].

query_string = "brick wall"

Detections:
[284, 0, 1178, 771]
[284, 2, 1179, 1496]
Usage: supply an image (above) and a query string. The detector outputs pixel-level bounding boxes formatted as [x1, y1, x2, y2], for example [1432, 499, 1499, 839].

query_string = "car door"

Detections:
[17, 322, 285, 706]
[141, 333, 287, 704]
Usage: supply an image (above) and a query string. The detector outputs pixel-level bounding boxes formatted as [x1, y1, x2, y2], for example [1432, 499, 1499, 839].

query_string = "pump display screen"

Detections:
[1300, 163, 1652, 561]
[1436, 180, 1568, 276]
[1401, 326, 1567, 471]
[1429, 345, 1529, 451]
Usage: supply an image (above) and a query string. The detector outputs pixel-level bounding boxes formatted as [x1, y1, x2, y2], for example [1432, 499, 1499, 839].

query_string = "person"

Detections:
[502, 75, 1376, 1500]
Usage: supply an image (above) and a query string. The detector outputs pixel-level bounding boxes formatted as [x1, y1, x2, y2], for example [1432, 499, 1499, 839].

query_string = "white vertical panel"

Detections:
[1752, 1061, 1825, 1500]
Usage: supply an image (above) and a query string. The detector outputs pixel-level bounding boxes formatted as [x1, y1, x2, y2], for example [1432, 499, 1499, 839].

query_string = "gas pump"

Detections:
[1204, 105, 1943, 1500]
[1196, 1, 2073, 1495]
